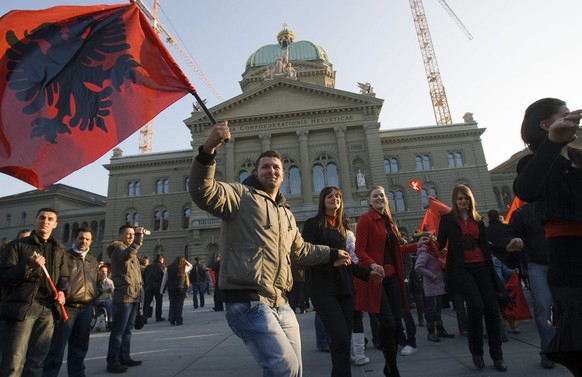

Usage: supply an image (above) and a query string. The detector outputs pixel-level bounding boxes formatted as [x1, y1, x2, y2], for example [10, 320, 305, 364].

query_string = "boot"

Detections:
[426, 322, 441, 342]
[352, 333, 370, 366]
[382, 350, 400, 377]
[435, 319, 455, 338]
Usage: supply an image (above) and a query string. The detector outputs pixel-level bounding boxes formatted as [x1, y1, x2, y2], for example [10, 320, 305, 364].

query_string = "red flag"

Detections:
[418, 197, 451, 234]
[504, 196, 526, 223]
[0, 4, 195, 189]
[408, 179, 421, 192]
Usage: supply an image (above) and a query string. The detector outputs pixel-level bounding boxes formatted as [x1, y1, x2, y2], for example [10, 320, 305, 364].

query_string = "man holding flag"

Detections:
[0, 208, 69, 377]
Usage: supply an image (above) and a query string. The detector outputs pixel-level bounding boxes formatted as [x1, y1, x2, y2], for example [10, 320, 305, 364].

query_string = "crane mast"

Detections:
[134, 0, 223, 153]
[408, 0, 452, 125]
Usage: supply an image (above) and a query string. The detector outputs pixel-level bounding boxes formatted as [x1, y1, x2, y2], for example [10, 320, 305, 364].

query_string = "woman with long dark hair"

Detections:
[514, 98, 582, 376]
[301, 186, 381, 377]
[161, 256, 192, 326]
[437, 184, 510, 372]
[354, 185, 428, 377]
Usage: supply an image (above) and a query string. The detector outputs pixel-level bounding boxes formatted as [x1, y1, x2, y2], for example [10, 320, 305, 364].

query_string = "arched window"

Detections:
[99, 220, 105, 240]
[128, 182, 134, 196]
[420, 186, 438, 208]
[390, 158, 399, 173]
[288, 167, 301, 195]
[454, 152, 463, 167]
[156, 179, 163, 194]
[184, 177, 190, 191]
[163, 179, 169, 193]
[384, 159, 390, 174]
[422, 155, 431, 170]
[388, 191, 396, 213]
[415, 156, 423, 171]
[183, 207, 191, 229]
[313, 164, 325, 193]
[395, 190, 406, 212]
[312, 155, 339, 192]
[81, 221, 89, 228]
[162, 210, 169, 230]
[90, 221, 98, 238]
[154, 211, 161, 231]
[327, 163, 339, 187]
[72, 223, 79, 239]
[448, 153, 455, 168]
[63, 223, 71, 243]
[126, 212, 132, 224]
[239, 171, 250, 183]
[421, 189, 429, 208]
[135, 182, 140, 195]
[21, 212, 27, 226]
[133, 213, 140, 226]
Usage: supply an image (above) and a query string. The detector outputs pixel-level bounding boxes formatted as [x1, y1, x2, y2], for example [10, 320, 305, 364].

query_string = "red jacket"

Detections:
[354, 209, 417, 313]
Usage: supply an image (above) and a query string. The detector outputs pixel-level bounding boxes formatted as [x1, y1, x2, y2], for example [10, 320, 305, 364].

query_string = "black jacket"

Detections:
[514, 138, 582, 223]
[302, 217, 369, 296]
[437, 212, 506, 299]
[0, 231, 69, 321]
[144, 260, 165, 288]
[506, 203, 549, 266]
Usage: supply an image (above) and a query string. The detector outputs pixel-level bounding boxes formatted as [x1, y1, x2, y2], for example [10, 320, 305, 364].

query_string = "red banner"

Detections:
[418, 197, 451, 234]
[504, 196, 526, 223]
[0, 4, 195, 188]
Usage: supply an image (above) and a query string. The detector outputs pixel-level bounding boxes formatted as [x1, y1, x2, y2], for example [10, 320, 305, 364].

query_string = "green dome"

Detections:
[246, 36, 329, 68]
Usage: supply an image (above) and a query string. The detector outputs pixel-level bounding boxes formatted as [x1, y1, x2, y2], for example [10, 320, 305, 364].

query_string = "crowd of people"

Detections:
[1, 98, 581, 377]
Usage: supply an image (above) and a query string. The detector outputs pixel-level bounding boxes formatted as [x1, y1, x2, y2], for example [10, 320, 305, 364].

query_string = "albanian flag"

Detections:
[0, 3, 195, 189]
[418, 197, 451, 234]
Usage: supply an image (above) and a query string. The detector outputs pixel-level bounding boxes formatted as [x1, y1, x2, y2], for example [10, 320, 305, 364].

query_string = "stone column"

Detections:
[334, 126, 353, 201]
[297, 130, 313, 205]
[225, 136, 235, 182]
[364, 122, 389, 189]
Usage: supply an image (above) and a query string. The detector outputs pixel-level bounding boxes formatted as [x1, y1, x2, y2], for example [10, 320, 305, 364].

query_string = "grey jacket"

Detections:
[106, 238, 143, 304]
[190, 157, 335, 308]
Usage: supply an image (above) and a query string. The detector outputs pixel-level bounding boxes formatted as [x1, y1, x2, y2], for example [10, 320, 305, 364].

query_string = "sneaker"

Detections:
[107, 363, 128, 373]
[541, 355, 555, 369]
[354, 356, 370, 366]
[400, 345, 417, 356]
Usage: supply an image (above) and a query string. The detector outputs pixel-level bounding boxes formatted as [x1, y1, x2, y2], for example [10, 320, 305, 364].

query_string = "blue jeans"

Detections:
[192, 282, 206, 308]
[225, 301, 302, 377]
[527, 263, 555, 354]
[424, 295, 442, 323]
[106, 303, 138, 366]
[42, 304, 93, 377]
[0, 301, 55, 377]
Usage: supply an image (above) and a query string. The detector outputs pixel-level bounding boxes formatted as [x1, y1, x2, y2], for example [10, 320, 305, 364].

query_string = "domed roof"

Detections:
[245, 27, 329, 69]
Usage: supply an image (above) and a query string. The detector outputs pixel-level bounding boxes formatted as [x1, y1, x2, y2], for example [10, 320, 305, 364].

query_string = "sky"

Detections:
[1, 0, 581, 198]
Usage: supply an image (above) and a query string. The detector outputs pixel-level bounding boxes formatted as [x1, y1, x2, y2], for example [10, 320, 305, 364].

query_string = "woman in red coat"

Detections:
[355, 186, 428, 377]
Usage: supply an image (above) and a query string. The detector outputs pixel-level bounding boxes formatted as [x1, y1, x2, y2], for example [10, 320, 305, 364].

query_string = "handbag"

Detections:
[500, 271, 532, 321]
[134, 303, 147, 330]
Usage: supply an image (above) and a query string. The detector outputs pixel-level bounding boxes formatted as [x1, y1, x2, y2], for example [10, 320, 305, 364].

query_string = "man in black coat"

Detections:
[143, 254, 165, 321]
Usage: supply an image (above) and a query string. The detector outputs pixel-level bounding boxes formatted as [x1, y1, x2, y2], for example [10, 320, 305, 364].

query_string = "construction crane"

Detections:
[134, 0, 223, 153]
[408, 0, 472, 125]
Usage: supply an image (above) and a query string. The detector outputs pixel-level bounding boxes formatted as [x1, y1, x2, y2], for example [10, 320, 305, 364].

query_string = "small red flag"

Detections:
[408, 179, 421, 192]
[504, 196, 526, 223]
[0, 4, 195, 189]
[418, 197, 451, 234]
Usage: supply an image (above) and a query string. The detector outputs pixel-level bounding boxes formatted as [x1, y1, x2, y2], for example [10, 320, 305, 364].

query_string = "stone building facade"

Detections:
[0, 27, 517, 263]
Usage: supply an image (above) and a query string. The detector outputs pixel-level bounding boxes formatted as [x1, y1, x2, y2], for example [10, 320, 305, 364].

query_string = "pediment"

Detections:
[185, 79, 383, 125]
